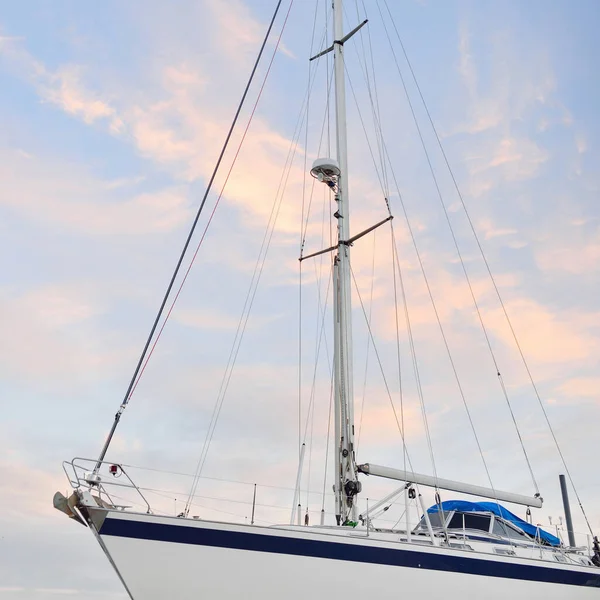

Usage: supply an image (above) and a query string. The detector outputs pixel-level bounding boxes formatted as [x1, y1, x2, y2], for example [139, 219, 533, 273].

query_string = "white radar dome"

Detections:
[310, 158, 340, 181]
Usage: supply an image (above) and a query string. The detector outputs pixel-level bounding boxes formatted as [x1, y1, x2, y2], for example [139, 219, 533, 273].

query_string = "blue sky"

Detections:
[1, 0, 599, 597]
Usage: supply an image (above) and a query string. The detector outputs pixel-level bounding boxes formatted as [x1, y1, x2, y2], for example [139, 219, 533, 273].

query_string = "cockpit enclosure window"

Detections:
[491, 517, 530, 540]
[447, 512, 491, 533]
[416, 511, 447, 530]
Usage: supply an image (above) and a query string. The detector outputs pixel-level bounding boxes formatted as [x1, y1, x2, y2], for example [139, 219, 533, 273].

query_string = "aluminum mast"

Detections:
[332, 0, 360, 524]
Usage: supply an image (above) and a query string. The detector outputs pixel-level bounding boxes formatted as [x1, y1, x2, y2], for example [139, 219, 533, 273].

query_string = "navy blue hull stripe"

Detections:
[99, 517, 600, 588]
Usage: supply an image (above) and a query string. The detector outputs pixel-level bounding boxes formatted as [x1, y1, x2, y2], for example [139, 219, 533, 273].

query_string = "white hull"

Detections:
[84, 507, 600, 599]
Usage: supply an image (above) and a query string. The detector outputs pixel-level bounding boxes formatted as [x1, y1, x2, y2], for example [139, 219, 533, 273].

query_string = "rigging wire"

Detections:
[343, 66, 424, 474]
[319, 0, 334, 505]
[300, 57, 334, 245]
[119, 461, 339, 499]
[352, 0, 389, 196]
[349, 263, 417, 475]
[342, 2, 485, 493]
[304, 209, 336, 510]
[352, 0, 405, 467]
[321, 366, 335, 515]
[184, 5, 338, 520]
[298, 0, 322, 463]
[298, 22, 333, 477]
[297, 28, 337, 512]
[299, 269, 303, 463]
[141, 479, 409, 527]
[302, 101, 338, 514]
[183, 1, 299, 516]
[360, 0, 389, 195]
[304, 263, 333, 510]
[385, 139, 500, 503]
[341, 0, 392, 464]
[342, 28, 424, 477]
[340, 6, 504, 520]
[343, 17, 478, 510]
[389, 221, 438, 483]
[343, 65, 386, 194]
[366, 0, 503, 503]
[389, 223, 407, 474]
[93, 0, 287, 471]
[128, 6, 295, 406]
[383, 0, 593, 531]
[378, 0, 539, 496]
[184, 105, 297, 516]
[355, 229, 376, 455]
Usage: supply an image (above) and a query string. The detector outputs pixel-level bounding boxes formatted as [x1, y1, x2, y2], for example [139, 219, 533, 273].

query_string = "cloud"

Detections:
[123, 61, 309, 235]
[40, 65, 121, 129]
[456, 23, 503, 134]
[576, 134, 587, 154]
[0, 435, 128, 597]
[349, 235, 598, 401]
[104, 175, 146, 190]
[1, 1, 314, 244]
[487, 138, 547, 175]
[0, 455, 67, 520]
[464, 136, 549, 197]
[0, 148, 192, 235]
[483, 298, 597, 365]
[370, 258, 519, 341]
[204, 0, 263, 60]
[536, 235, 600, 276]
[0, 283, 131, 385]
[558, 377, 600, 403]
[356, 393, 426, 450]
[455, 23, 556, 136]
[0, 38, 122, 131]
[172, 307, 244, 331]
[0, 12, 308, 242]
[477, 217, 518, 240]
[172, 306, 281, 331]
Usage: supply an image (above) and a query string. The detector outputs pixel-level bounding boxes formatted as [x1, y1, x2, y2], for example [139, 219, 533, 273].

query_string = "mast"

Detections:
[332, 0, 360, 524]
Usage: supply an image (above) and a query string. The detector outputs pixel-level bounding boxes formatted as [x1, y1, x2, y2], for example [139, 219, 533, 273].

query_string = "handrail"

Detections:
[63, 457, 152, 514]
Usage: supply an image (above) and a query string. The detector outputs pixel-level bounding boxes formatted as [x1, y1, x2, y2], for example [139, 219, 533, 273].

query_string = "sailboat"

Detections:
[55, 1, 600, 597]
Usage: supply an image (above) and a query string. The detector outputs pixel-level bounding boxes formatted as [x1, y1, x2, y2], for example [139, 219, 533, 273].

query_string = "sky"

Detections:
[1, 0, 599, 597]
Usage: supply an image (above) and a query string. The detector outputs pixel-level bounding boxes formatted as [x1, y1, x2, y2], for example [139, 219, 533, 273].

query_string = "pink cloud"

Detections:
[0, 148, 191, 235]
[558, 377, 600, 402]
[0, 284, 132, 383]
[0, 38, 122, 131]
[536, 237, 600, 276]
[483, 298, 597, 365]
